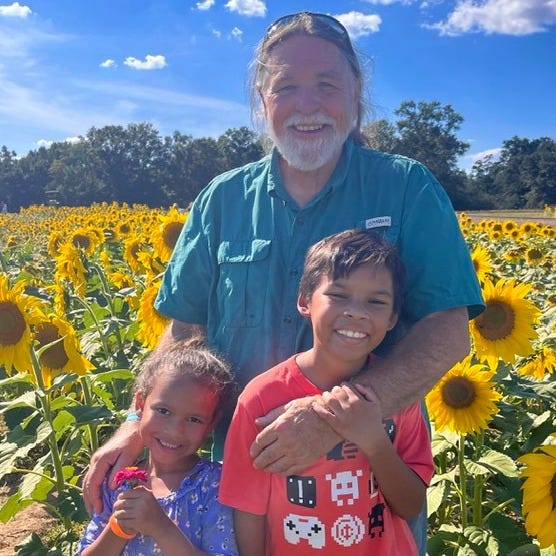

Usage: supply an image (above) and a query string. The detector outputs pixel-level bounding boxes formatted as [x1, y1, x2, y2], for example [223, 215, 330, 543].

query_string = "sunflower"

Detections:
[0, 274, 44, 374]
[70, 226, 103, 256]
[47, 231, 66, 258]
[107, 270, 139, 309]
[426, 356, 501, 435]
[518, 347, 556, 380]
[151, 206, 188, 263]
[470, 278, 541, 369]
[33, 314, 94, 387]
[137, 280, 170, 349]
[525, 247, 544, 266]
[471, 244, 492, 283]
[518, 435, 556, 549]
[124, 237, 148, 274]
[55, 242, 88, 297]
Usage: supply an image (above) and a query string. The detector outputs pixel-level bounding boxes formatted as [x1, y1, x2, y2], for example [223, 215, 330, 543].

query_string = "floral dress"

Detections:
[76, 459, 237, 555]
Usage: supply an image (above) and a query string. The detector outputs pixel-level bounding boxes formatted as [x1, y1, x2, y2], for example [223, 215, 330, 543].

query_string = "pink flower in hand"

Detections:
[113, 466, 148, 490]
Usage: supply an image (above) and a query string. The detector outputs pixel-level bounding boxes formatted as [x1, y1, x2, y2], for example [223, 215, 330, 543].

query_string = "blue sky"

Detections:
[1, 0, 555, 170]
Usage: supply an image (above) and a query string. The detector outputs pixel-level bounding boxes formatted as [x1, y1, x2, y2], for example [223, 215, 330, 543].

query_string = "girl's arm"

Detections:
[234, 510, 266, 556]
[313, 383, 427, 520]
[80, 518, 134, 556]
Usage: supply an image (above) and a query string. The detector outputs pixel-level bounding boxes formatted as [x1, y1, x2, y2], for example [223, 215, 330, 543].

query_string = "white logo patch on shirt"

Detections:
[365, 216, 391, 229]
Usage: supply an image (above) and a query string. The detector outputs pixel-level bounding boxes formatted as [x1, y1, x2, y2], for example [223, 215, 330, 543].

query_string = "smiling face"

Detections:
[297, 264, 398, 382]
[136, 372, 219, 473]
[259, 34, 359, 174]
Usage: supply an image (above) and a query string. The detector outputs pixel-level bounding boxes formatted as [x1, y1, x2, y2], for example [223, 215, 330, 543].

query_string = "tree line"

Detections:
[1, 101, 555, 211]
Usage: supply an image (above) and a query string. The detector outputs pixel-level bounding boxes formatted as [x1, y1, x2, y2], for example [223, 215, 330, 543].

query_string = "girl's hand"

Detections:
[113, 487, 168, 538]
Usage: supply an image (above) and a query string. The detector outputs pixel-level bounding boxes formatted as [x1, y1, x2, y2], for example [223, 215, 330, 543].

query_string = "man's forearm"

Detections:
[355, 307, 470, 416]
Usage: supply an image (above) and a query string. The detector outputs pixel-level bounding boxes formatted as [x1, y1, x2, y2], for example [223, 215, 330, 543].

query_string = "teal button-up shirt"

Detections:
[155, 139, 484, 454]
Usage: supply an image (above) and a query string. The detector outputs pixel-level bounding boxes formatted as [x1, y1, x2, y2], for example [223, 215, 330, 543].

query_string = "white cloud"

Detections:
[36, 136, 81, 148]
[231, 26, 243, 40]
[196, 0, 215, 10]
[335, 11, 382, 39]
[124, 54, 167, 70]
[100, 59, 116, 68]
[225, 0, 266, 17]
[460, 147, 502, 170]
[0, 2, 31, 18]
[363, 0, 414, 4]
[212, 28, 222, 38]
[431, 0, 556, 36]
[469, 147, 502, 164]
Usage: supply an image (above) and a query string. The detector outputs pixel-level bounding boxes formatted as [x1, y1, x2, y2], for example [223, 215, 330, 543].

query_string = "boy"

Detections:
[219, 229, 434, 555]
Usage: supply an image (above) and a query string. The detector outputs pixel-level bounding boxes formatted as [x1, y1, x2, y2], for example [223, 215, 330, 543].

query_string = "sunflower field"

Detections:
[0, 203, 555, 555]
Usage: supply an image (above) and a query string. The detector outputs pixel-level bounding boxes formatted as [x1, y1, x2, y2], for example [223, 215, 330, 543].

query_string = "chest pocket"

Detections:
[217, 239, 271, 328]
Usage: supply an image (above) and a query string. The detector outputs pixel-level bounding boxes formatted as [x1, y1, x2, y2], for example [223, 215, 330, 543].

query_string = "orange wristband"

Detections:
[109, 514, 135, 540]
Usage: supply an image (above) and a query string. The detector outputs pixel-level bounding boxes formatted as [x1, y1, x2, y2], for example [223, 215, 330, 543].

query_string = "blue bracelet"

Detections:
[125, 411, 140, 422]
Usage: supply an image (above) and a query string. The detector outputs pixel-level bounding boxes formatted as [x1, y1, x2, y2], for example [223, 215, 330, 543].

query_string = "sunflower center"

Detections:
[163, 222, 184, 250]
[441, 376, 476, 409]
[0, 301, 26, 346]
[35, 323, 69, 369]
[475, 301, 515, 341]
[72, 234, 91, 250]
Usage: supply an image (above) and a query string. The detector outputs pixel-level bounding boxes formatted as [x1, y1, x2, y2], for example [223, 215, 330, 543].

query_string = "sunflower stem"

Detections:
[30, 346, 70, 528]
[90, 261, 125, 352]
[458, 434, 468, 530]
[80, 375, 99, 454]
[472, 431, 484, 527]
[73, 295, 113, 363]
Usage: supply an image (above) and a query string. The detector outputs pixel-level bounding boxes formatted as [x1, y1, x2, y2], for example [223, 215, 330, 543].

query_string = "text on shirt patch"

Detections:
[365, 216, 391, 229]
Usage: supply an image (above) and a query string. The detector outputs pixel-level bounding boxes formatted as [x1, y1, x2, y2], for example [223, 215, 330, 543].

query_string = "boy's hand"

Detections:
[312, 383, 386, 452]
[250, 396, 341, 474]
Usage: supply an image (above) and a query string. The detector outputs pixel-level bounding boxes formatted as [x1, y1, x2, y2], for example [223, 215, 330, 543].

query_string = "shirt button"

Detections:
[289, 269, 298, 277]
[283, 316, 292, 324]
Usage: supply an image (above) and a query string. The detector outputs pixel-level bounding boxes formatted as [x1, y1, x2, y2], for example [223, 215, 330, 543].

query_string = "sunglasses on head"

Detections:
[264, 11, 351, 43]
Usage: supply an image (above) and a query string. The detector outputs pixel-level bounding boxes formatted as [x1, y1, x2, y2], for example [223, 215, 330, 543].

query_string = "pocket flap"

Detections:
[217, 239, 271, 264]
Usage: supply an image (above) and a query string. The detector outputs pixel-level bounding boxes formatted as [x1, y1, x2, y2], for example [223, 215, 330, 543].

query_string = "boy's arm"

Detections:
[313, 383, 427, 520]
[234, 510, 266, 556]
[251, 307, 468, 474]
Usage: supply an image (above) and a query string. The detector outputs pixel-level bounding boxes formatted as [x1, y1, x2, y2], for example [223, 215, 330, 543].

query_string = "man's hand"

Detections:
[250, 396, 341, 474]
[82, 422, 143, 515]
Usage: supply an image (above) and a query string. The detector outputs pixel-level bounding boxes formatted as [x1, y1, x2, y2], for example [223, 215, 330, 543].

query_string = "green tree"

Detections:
[85, 123, 169, 206]
[467, 137, 556, 208]
[217, 126, 264, 169]
[393, 101, 469, 208]
[48, 141, 108, 206]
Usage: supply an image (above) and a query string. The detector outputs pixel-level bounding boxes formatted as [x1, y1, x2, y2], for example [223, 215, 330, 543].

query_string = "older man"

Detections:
[84, 12, 484, 554]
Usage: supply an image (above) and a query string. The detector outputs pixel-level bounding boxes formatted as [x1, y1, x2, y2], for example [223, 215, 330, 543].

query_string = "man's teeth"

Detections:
[294, 124, 324, 131]
[159, 439, 179, 448]
[338, 330, 366, 339]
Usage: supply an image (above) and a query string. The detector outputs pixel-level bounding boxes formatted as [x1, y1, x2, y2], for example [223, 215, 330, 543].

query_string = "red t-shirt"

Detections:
[220, 355, 434, 555]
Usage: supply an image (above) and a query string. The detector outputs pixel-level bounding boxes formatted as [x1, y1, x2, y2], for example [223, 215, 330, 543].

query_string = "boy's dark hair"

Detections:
[134, 336, 236, 420]
[298, 229, 406, 314]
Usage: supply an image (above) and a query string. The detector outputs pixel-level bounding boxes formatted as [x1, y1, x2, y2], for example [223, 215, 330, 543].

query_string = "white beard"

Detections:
[268, 113, 352, 172]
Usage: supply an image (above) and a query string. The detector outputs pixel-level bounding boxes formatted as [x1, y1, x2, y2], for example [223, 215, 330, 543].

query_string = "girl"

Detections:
[77, 337, 238, 556]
